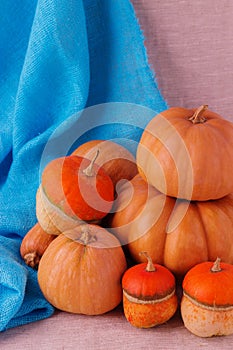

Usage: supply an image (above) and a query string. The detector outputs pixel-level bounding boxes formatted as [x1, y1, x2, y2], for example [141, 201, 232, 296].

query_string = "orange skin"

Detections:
[137, 105, 233, 201]
[110, 174, 233, 276]
[72, 140, 138, 188]
[181, 259, 233, 337]
[38, 224, 127, 315]
[122, 260, 178, 328]
[20, 222, 57, 268]
[123, 293, 178, 328]
[42, 155, 114, 221]
[182, 260, 233, 307]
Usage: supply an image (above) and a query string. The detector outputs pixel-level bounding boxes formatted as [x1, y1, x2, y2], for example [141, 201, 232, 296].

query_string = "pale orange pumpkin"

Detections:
[181, 258, 233, 337]
[72, 139, 138, 187]
[109, 174, 233, 276]
[137, 105, 233, 201]
[37, 224, 127, 315]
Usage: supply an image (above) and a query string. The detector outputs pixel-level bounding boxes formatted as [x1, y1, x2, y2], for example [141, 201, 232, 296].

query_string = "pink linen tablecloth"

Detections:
[1, 0, 233, 348]
[0, 307, 233, 350]
[1, 306, 233, 350]
[0, 306, 233, 350]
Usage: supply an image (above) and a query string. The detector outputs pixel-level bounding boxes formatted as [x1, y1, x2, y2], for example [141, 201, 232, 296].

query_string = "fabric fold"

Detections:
[0, 0, 167, 331]
[0, 236, 54, 331]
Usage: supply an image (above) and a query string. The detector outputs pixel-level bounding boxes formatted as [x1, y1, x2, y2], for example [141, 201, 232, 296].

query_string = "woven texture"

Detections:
[2, 309, 233, 350]
[133, 0, 233, 121]
[0, 0, 167, 331]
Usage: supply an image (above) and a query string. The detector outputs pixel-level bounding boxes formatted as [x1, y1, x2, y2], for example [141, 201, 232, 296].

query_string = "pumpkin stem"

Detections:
[23, 252, 40, 269]
[83, 150, 100, 177]
[140, 251, 156, 272]
[211, 257, 222, 273]
[188, 105, 208, 124]
[79, 226, 96, 245]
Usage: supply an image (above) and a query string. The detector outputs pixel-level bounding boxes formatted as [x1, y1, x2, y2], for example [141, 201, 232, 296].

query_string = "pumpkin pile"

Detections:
[21, 140, 138, 315]
[110, 105, 233, 276]
[19, 105, 233, 337]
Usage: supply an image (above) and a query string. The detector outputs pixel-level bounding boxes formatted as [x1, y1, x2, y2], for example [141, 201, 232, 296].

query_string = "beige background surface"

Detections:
[133, 0, 233, 121]
[1, 306, 233, 350]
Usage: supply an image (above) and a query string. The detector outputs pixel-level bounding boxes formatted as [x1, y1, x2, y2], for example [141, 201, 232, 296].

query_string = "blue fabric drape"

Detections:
[0, 0, 167, 331]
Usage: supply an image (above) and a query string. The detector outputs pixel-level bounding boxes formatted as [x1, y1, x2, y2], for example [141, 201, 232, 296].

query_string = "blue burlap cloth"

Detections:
[0, 0, 167, 331]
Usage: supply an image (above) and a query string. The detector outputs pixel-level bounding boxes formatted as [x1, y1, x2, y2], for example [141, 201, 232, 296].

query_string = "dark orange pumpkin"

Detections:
[36, 153, 114, 234]
[122, 252, 177, 328]
[181, 258, 233, 337]
[137, 105, 233, 201]
[109, 174, 233, 276]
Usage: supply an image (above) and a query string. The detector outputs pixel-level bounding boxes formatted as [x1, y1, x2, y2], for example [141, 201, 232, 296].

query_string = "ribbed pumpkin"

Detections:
[137, 105, 233, 201]
[181, 258, 233, 337]
[38, 224, 127, 315]
[72, 139, 138, 187]
[122, 252, 177, 328]
[109, 174, 233, 276]
[36, 154, 114, 234]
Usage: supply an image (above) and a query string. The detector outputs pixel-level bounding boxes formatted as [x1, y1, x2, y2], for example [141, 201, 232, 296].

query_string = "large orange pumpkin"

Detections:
[38, 224, 127, 315]
[72, 139, 138, 187]
[137, 105, 233, 201]
[109, 174, 233, 276]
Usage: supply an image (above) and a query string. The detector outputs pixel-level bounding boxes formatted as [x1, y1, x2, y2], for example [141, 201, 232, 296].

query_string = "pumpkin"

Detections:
[36, 153, 114, 235]
[181, 258, 233, 337]
[72, 139, 138, 187]
[122, 251, 177, 328]
[37, 224, 127, 315]
[137, 105, 233, 201]
[20, 222, 57, 268]
[109, 174, 233, 276]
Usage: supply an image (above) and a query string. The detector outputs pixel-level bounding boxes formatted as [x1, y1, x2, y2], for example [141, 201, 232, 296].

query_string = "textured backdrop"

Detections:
[132, 0, 233, 121]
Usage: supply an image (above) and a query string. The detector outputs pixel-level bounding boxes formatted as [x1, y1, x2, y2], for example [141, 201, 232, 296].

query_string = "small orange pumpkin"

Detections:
[72, 140, 138, 187]
[36, 153, 114, 234]
[109, 174, 233, 276]
[122, 252, 177, 328]
[38, 224, 127, 315]
[137, 105, 233, 201]
[20, 223, 57, 268]
[181, 258, 233, 337]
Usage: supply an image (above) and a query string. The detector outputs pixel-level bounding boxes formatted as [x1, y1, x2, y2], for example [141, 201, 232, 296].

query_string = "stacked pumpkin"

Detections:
[108, 104, 233, 336]
[110, 105, 233, 276]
